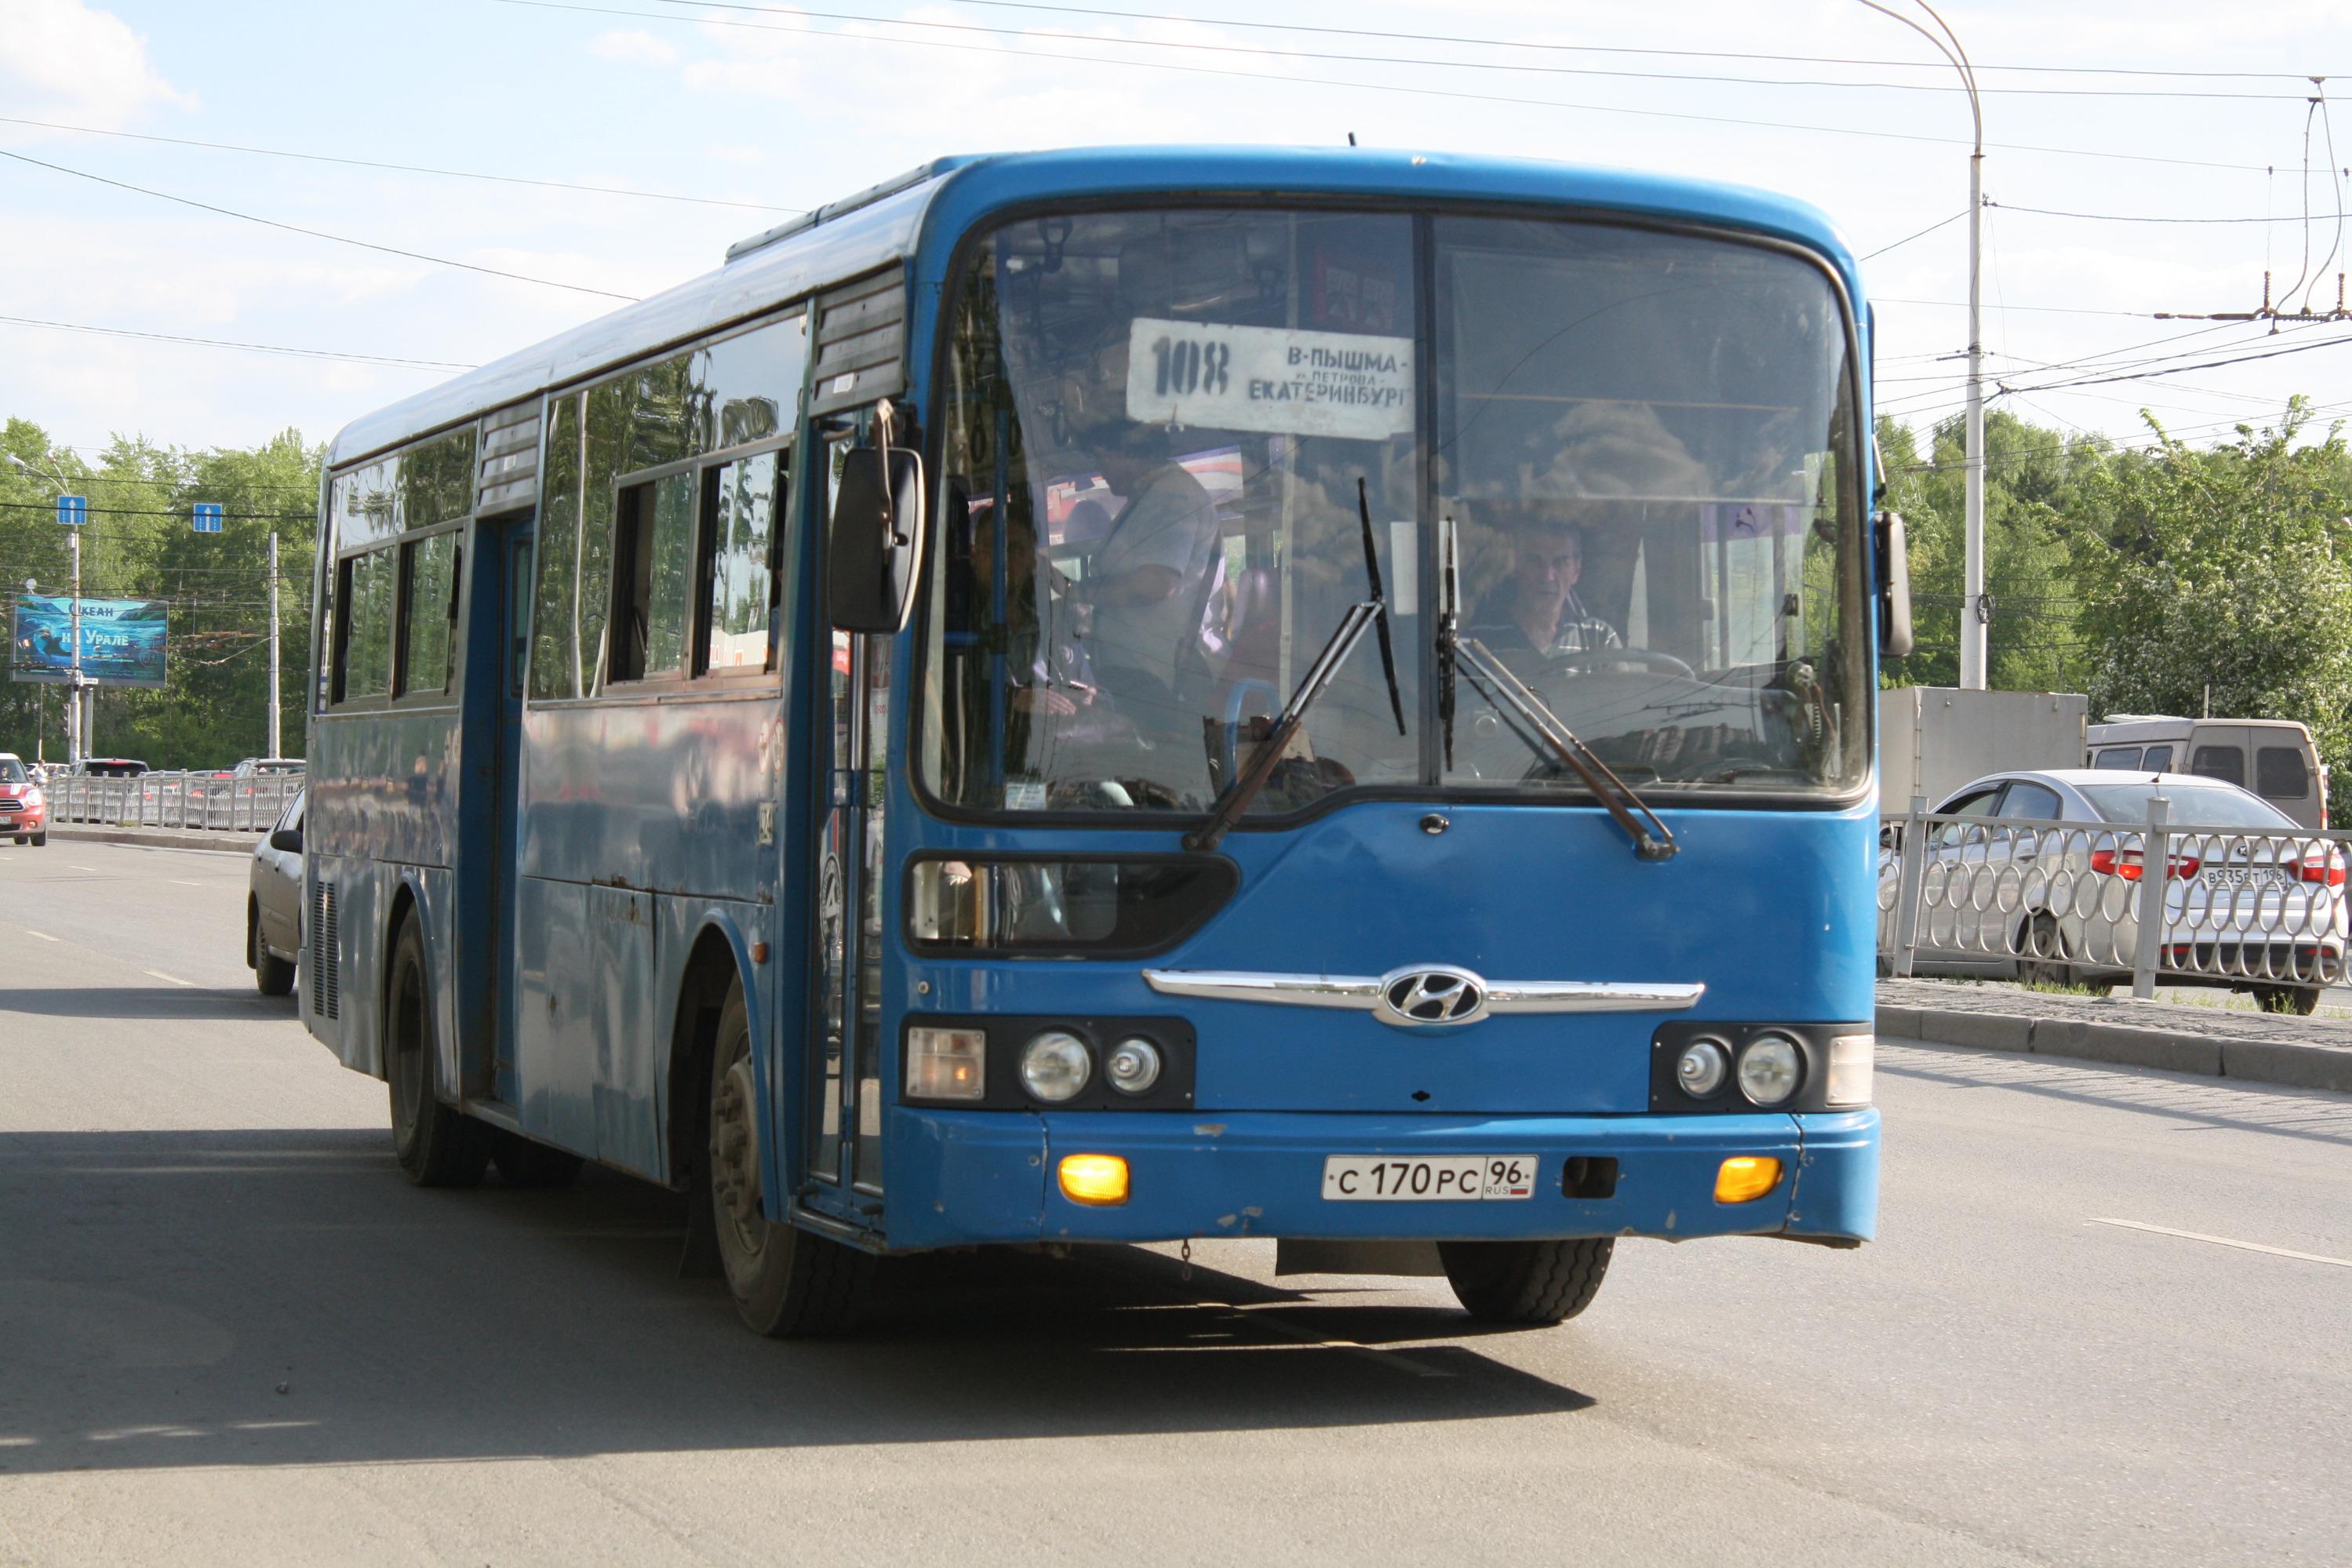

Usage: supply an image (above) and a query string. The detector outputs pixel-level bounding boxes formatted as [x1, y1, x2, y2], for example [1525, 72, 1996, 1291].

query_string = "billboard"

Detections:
[9, 596, 169, 688]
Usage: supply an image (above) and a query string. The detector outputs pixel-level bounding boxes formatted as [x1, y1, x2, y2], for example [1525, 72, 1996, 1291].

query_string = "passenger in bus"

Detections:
[1077, 421, 1226, 721]
[1463, 518, 1622, 664]
[968, 503, 1096, 719]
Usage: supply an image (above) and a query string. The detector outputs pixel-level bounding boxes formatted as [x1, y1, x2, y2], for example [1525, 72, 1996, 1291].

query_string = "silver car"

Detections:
[1880, 769, 2347, 1014]
[248, 788, 304, 997]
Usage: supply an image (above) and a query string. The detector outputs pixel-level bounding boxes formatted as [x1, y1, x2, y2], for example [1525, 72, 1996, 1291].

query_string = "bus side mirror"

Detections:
[827, 446, 927, 634]
[1874, 509, 1913, 659]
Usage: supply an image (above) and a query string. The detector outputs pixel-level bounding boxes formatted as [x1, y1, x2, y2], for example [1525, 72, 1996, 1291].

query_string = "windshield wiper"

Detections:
[1451, 634, 1680, 862]
[1184, 598, 1383, 853]
[1185, 482, 1405, 855]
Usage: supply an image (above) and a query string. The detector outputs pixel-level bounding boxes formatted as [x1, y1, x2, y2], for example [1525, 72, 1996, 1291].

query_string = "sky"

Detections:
[4, 0, 2351, 467]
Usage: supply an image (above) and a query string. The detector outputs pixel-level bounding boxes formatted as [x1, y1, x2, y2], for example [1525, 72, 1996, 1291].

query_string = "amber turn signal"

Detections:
[1058, 1153, 1130, 1206]
[1714, 1155, 1782, 1205]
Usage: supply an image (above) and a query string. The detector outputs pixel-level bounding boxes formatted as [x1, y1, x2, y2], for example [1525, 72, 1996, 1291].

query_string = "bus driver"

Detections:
[1465, 518, 1622, 664]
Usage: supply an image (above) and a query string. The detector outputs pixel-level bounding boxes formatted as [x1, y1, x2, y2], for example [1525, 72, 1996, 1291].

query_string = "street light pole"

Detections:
[1859, 1, 1986, 689]
[267, 532, 282, 759]
[5, 451, 88, 762]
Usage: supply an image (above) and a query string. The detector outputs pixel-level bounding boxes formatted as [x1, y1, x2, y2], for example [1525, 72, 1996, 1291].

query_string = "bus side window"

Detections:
[702, 449, 783, 675]
[2092, 748, 2141, 770]
[2256, 745, 2308, 799]
[2140, 744, 2172, 772]
[395, 531, 460, 697]
[607, 472, 699, 684]
[334, 546, 396, 704]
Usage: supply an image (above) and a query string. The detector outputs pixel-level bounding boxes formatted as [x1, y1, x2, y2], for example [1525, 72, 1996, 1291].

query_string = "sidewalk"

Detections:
[46, 823, 260, 855]
[1879, 976, 2352, 1093]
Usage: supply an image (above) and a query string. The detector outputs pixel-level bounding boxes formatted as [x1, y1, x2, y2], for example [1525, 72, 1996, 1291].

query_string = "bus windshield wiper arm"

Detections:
[1184, 598, 1383, 854]
[1451, 634, 1679, 862]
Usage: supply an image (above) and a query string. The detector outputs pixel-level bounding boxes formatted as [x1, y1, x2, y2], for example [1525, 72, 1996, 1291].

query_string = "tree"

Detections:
[2071, 399, 2352, 820]
[0, 419, 320, 769]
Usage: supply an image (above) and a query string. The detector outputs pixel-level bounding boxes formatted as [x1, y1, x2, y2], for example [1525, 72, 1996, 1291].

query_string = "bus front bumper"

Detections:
[883, 1107, 1879, 1252]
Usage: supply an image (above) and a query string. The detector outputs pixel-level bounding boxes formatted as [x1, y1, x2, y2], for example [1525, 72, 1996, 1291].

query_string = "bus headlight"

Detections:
[1105, 1037, 1162, 1095]
[1019, 1031, 1092, 1102]
[1675, 1038, 1730, 1098]
[1826, 1034, 1873, 1108]
[1736, 1034, 1802, 1107]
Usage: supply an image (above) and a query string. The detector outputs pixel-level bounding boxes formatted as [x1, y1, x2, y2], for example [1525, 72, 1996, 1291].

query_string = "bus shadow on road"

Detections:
[0, 984, 291, 1024]
[0, 1129, 1597, 1475]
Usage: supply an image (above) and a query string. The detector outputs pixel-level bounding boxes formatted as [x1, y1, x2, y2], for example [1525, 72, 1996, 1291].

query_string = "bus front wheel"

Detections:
[704, 980, 871, 1337]
[1439, 1237, 1613, 1326]
[386, 917, 489, 1188]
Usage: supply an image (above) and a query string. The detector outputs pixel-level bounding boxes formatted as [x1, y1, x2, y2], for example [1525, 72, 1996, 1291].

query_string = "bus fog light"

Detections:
[1019, 1031, 1092, 1102]
[1737, 1034, 1802, 1107]
[1826, 1034, 1873, 1108]
[1676, 1038, 1729, 1098]
[906, 1027, 986, 1101]
[1105, 1037, 1162, 1094]
[1058, 1153, 1129, 1206]
[1715, 1156, 1782, 1204]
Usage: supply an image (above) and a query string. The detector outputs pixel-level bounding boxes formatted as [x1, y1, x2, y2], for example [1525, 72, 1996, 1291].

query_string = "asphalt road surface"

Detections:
[4, 840, 2349, 1566]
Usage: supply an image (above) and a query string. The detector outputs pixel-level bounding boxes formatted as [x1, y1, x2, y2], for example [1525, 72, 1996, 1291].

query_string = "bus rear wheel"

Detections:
[1438, 1237, 1613, 1326]
[385, 916, 489, 1188]
[705, 980, 870, 1337]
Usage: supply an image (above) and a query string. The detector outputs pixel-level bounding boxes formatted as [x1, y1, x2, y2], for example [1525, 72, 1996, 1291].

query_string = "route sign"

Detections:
[192, 502, 224, 533]
[56, 494, 86, 527]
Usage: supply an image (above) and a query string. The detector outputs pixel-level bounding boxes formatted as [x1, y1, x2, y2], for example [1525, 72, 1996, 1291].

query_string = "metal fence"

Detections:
[46, 772, 302, 835]
[1877, 794, 2351, 1001]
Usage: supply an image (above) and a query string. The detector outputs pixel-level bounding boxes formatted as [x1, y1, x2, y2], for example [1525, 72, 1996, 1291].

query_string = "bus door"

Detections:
[453, 511, 532, 1107]
[806, 431, 889, 1202]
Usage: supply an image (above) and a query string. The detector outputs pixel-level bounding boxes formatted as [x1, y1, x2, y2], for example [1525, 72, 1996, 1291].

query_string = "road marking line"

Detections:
[68, 865, 95, 871]
[24, 930, 57, 941]
[170, 879, 202, 886]
[2088, 1217, 2352, 1270]
[143, 969, 197, 988]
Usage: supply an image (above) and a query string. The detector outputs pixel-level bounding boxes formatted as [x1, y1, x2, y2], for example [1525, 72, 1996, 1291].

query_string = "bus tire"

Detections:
[705, 980, 870, 1337]
[491, 1129, 584, 1188]
[385, 915, 489, 1188]
[1438, 1236, 1613, 1326]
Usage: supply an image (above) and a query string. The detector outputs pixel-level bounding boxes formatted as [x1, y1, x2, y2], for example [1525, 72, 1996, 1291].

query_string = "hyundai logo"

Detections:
[1375, 966, 1489, 1028]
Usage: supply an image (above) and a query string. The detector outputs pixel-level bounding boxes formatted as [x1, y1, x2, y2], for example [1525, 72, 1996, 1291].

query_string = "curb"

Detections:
[45, 824, 257, 856]
[1885, 1005, 2352, 1095]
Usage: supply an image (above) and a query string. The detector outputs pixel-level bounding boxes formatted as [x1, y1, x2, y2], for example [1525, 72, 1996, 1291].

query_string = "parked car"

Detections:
[0, 753, 48, 846]
[1881, 769, 2347, 1014]
[75, 757, 148, 777]
[249, 788, 304, 996]
[2087, 715, 2328, 829]
[232, 757, 305, 779]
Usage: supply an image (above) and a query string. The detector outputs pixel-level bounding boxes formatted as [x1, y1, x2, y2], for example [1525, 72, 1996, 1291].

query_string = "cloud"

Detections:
[587, 28, 679, 67]
[0, 0, 191, 126]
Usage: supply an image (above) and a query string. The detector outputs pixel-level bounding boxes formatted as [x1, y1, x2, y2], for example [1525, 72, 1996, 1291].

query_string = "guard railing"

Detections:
[1877, 794, 2351, 1000]
[45, 772, 302, 835]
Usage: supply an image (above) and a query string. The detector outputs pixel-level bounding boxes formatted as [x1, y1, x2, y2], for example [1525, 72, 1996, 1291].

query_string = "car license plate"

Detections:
[1320, 1155, 1538, 1201]
[2204, 866, 2288, 890]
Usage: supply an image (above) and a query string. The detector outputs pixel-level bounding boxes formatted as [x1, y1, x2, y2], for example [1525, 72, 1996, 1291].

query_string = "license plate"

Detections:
[1321, 1155, 1539, 1202]
[2204, 867, 2288, 890]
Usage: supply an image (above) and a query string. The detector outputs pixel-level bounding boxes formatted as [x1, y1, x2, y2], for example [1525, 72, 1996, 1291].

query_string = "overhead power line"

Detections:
[0, 315, 475, 370]
[647, 0, 2310, 100]
[497, 1, 2274, 174]
[1862, 209, 1968, 260]
[668, 0, 2345, 82]
[0, 147, 639, 303]
[1990, 199, 2352, 225]
[0, 116, 799, 215]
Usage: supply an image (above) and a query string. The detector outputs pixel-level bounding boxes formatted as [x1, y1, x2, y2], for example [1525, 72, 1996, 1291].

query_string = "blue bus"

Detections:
[304, 147, 1906, 1336]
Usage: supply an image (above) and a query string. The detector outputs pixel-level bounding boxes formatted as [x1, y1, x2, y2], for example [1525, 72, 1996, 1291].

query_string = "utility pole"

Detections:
[267, 532, 282, 758]
[6, 451, 89, 762]
[1861, 1, 1986, 687]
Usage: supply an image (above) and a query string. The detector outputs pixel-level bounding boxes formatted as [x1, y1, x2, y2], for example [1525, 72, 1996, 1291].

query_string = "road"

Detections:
[3, 840, 2349, 1566]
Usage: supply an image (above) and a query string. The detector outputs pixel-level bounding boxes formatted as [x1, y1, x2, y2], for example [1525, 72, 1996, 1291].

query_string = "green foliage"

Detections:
[2069, 399, 2352, 820]
[0, 418, 319, 769]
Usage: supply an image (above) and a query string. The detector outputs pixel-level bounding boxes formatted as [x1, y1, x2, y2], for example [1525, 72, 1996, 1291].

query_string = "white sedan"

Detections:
[1879, 769, 2347, 1015]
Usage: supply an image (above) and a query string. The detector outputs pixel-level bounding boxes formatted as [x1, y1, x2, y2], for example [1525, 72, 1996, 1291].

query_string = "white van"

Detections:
[2084, 715, 2328, 829]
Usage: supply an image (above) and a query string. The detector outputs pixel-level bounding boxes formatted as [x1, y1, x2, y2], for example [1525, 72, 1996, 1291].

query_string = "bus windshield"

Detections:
[923, 206, 1865, 819]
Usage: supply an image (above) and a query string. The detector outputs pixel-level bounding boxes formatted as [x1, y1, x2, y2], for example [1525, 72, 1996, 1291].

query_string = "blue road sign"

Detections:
[56, 495, 86, 527]
[192, 502, 224, 533]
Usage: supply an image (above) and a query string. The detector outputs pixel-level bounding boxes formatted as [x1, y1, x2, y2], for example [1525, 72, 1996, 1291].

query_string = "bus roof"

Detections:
[326, 146, 1859, 471]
